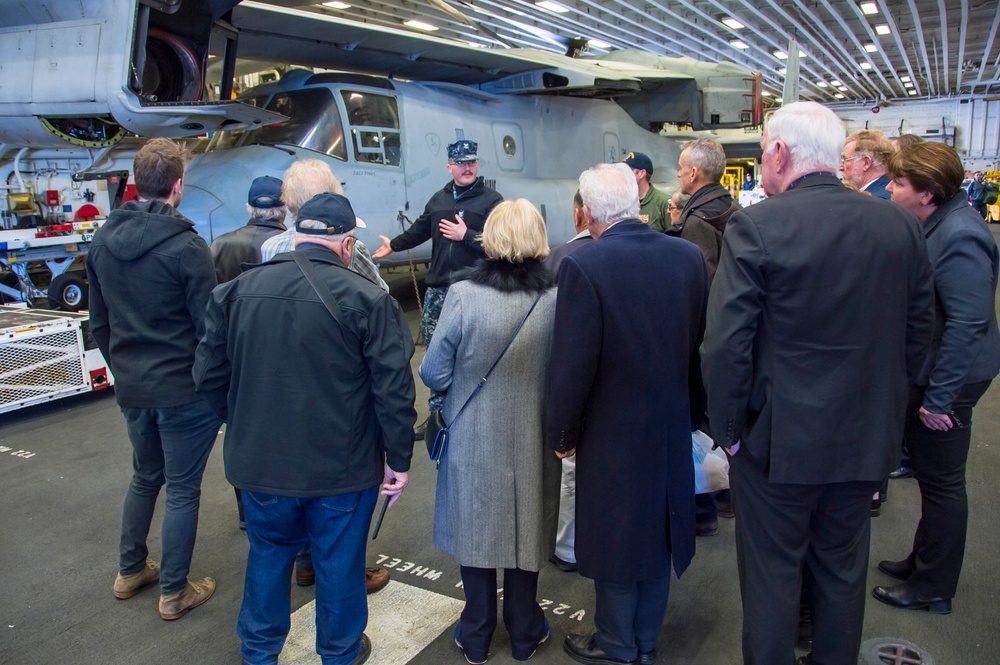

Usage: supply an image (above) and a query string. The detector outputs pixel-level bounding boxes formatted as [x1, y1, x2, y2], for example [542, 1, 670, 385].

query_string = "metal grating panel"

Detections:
[0, 326, 87, 411]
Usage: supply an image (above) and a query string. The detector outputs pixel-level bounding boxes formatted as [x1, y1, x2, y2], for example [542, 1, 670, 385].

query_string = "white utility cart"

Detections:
[0, 305, 114, 414]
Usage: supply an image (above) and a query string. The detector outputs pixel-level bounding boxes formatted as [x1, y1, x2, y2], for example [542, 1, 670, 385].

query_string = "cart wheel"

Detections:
[48, 273, 89, 312]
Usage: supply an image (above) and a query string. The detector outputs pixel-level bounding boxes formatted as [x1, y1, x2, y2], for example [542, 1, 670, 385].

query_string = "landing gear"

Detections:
[48, 273, 88, 312]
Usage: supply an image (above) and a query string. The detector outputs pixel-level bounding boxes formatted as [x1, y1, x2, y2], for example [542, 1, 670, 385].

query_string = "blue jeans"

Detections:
[238, 488, 378, 665]
[119, 399, 221, 595]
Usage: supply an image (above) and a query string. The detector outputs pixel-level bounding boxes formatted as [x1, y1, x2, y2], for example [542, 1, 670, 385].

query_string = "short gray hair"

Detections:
[246, 203, 287, 223]
[764, 101, 844, 173]
[579, 163, 640, 225]
[681, 138, 726, 182]
[672, 192, 691, 208]
[296, 219, 352, 244]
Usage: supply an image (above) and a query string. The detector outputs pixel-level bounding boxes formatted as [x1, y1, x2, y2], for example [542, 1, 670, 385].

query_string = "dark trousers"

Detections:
[904, 380, 990, 598]
[730, 452, 878, 665]
[593, 575, 670, 661]
[458, 566, 545, 662]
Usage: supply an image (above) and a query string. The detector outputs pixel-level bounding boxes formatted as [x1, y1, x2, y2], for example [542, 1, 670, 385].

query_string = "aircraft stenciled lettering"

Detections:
[352, 170, 376, 177]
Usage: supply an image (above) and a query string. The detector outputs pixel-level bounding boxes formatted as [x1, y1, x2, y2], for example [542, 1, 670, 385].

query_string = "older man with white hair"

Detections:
[547, 162, 709, 665]
[702, 101, 934, 665]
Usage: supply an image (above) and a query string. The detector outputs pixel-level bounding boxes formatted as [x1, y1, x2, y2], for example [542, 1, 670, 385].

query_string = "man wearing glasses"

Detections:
[840, 129, 894, 200]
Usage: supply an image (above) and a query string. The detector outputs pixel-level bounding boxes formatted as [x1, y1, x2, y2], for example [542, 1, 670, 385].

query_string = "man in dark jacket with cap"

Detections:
[194, 192, 416, 665]
[210, 175, 287, 283]
[87, 137, 220, 621]
[373, 139, 502, 429]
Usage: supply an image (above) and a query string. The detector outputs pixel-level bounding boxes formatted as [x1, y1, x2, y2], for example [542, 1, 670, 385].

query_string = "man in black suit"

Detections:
[547, 163, 709, 665]
[701, 101, 934, 665]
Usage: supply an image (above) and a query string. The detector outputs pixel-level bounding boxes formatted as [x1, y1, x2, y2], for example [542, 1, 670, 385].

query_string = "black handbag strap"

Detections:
[446, 291, 544, 428]
[292, 251, 349, 341]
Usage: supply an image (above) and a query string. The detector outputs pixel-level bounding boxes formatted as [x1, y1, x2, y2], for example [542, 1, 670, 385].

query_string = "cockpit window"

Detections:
[341, 91, 401, 167]
[206, 89, 348, 160]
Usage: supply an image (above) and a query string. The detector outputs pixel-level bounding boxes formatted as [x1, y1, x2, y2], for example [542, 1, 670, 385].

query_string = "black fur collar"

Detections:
[468, 258, 550, 293]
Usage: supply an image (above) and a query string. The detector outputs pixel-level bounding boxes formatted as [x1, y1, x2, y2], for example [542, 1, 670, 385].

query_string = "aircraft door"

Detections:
[604, 133, 620, 163]
[337, 90, 408, 249]
[491, 122, 524, 172]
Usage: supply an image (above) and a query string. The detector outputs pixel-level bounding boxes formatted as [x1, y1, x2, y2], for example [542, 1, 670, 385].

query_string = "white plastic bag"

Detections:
[692, 430, 730, 494]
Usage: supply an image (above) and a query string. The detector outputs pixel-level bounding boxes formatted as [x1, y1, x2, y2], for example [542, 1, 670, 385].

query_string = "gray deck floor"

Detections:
[2, 252, 999, 665]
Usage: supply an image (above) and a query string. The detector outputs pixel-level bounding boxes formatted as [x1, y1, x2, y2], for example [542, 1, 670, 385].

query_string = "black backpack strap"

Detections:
[292, 251, 349, 341]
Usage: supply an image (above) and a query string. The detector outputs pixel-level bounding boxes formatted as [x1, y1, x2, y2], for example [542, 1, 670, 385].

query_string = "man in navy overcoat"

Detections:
[546, 162, 709, 665]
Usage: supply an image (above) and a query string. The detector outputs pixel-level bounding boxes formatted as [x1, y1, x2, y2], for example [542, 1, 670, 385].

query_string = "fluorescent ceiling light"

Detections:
[404, 19, 438, 30]
[908, 90, 917, 96]
[322, 1, 351, 8]
[816, 81, 829, 87]
[904, 81, 914, 88]
[875, 24, 891, 35]
[864, 43, 878, 52]
[832, 80, 843, 86]
[761, 91, 771, 96]
[900, 75, 911, 82]
[729, 39, 749, 49]
[860, 2, 878, 15]
[774, 50, 788, 59]
[859, 62, 872, 70]
[722, 17, 744, 30]
[834, 93, 845, 99]
[536, 0, 569, 13]
[588, 38, 611, 49]
[778, 67, 787, 74]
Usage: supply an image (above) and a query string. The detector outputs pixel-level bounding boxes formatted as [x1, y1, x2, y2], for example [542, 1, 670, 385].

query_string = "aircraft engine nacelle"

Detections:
[0, 0, 283, 149]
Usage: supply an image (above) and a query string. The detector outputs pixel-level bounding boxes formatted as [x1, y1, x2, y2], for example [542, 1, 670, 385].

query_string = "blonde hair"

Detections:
[282, 159, 344, 214]
[482, 199, 549, 262]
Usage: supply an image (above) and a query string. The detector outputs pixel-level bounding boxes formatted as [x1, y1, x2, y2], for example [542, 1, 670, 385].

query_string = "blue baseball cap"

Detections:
[248, 175, 284, 208]
[623, 152, 654, 175]
[295, 193, 363, 235]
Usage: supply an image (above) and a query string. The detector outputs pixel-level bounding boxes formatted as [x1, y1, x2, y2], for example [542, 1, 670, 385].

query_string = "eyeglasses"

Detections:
[840, 154, 862, 163]
[666, 204, 677, 210]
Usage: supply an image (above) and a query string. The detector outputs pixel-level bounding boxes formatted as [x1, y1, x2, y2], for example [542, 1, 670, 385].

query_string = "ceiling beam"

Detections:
[905, 0, 934, 96]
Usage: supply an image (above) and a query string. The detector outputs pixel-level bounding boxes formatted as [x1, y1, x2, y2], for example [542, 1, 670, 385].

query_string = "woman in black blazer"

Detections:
[873, 142, 1000, 613]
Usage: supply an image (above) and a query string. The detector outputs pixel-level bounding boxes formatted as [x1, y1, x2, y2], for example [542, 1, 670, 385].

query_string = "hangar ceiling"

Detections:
[260, 0, 1000, 106]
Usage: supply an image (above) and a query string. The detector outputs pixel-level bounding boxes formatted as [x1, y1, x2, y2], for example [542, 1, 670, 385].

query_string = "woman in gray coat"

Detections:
[420, 199, 560, 664]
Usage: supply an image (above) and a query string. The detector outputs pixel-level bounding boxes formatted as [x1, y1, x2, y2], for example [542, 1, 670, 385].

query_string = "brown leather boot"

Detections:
[113, 560, 160, 600]
[366, 567, 389, 594]
[158, 577, 217, 620]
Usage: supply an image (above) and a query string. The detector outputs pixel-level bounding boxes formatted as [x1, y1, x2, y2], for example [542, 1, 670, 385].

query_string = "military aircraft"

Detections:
[0, 0, 761, 265]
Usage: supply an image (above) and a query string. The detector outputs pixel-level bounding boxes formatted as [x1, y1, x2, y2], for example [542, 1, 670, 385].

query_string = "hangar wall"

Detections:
[829, 95, 1000, 170]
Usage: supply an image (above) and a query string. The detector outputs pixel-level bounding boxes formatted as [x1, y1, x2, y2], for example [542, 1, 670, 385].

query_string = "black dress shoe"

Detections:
[872, 584, 951, 614]
[638, 648, 656, 664]
[870, 498, 881, 517]
[888, 466, 913, 479]
[877, 558, 914, 581]
[563, 633, 636, 665]
[550, 554, 578, 572]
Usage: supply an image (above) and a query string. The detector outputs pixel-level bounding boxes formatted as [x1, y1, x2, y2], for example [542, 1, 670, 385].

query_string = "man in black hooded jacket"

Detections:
[87, 137, 220, 622]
